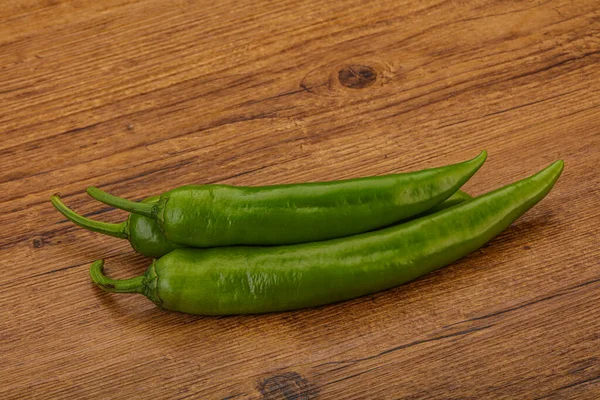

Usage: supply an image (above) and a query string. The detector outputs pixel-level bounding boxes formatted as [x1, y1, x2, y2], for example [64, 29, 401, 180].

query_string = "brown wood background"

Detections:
[1, 0, 599, 398]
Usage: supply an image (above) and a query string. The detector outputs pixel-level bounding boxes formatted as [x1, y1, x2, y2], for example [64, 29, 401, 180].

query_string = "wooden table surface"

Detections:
[2, 0, 599, 398]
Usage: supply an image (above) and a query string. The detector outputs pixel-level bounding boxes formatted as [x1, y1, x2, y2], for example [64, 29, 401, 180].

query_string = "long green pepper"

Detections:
[90, 160, 563, 315]
[87, 152, 487, 247]
[51, 191, 472, 258]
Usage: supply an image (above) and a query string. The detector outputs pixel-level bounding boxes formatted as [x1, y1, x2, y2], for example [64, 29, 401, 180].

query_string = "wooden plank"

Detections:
[1, 0, 599, 398]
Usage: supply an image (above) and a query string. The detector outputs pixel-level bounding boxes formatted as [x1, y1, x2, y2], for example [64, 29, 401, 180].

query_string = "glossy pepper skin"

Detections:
[87, 152, 487, 247]
[416, 189, 471, 215]
[51, 191, 471, 258]
[50, 196, 182, 258]
[127, 197, 183, 257]
[90, 160, 563, 315]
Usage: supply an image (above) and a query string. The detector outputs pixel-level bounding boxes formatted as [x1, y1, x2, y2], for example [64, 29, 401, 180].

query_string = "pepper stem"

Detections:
[87, 187, 154, 218]
[51, 195, 129, 239]
[89, 260, 145, 294]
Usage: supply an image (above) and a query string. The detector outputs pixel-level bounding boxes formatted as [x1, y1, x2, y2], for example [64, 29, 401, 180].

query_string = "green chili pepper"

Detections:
[417, 189, 472, 214]
[86, 152, 487, 247]
[51, 191, 472, 258]
[50, 196, 182, 258]
[90, 160, 563, 315]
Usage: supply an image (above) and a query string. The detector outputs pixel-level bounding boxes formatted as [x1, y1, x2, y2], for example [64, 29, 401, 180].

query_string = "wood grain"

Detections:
[1, 0, 599, 398]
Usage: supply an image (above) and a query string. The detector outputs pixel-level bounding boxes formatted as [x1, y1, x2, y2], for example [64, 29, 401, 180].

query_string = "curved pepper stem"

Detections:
[87, 187, 154, 218]
[51, 195, 129, 239]
[89, 260, 145, 293]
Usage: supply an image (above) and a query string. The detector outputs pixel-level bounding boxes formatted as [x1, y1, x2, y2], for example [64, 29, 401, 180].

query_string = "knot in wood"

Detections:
[257, 371, 319, 399]
[338, 64, 378, 89]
